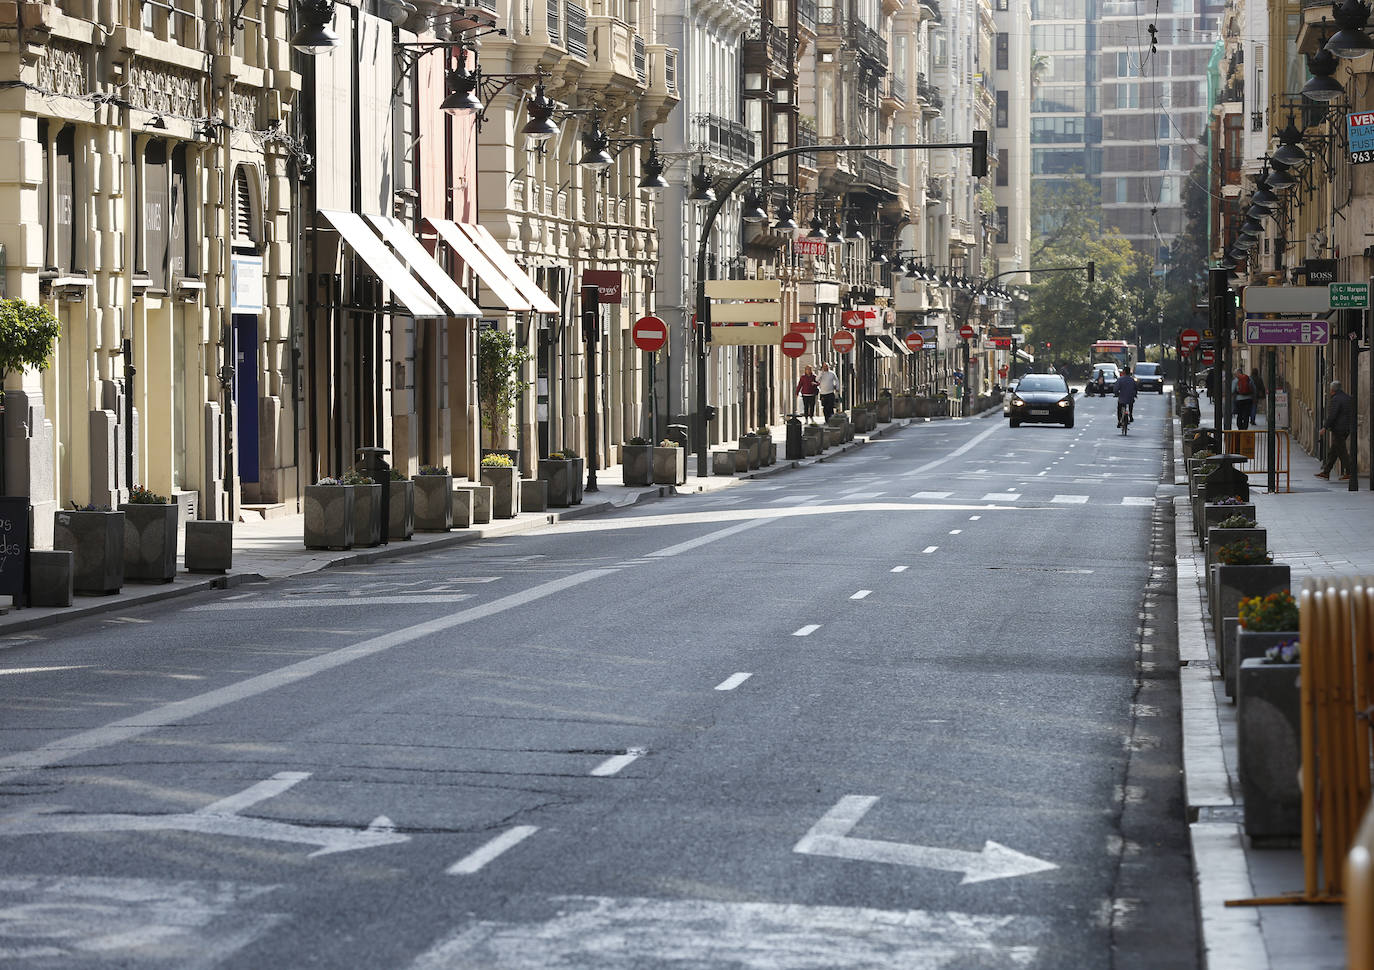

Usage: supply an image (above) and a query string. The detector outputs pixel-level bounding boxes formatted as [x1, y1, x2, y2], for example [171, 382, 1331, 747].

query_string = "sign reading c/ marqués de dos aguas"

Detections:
[1348, 110, 1374, 164]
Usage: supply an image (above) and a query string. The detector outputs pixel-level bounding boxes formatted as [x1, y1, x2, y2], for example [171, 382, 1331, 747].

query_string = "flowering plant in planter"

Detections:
[1215, 538, 1273, 565]
[1215, 495, 1249, 506]
[70, 501, 113, 511]
[549, 450, 577, 460]
[390, 468, 408, 481]
[128, 485, 169, 505]
[315, 476, 342, 486]
[657, 439, 681, 448]
[1217, 514, 1258, 529]
[627, 436, 650, 446]
[1263, 639, 1300, 664]
[418, 465, 449, 476]
[340, 470, 373, 485]
[1239, 591, 1299, 632]
[481, 453, 514, 467]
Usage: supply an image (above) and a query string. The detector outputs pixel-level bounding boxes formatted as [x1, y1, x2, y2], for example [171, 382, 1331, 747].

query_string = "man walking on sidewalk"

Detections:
[817, 363, 840, 422]
[1315, 379, 1354, 480]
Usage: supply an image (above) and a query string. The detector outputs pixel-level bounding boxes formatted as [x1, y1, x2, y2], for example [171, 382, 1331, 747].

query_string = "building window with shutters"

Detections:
[996, 90, 1008, 128]
[996, 148, 1008, 186]
[996, 33, 1008, 72]
[996, 206, 1008, 244]
[231, 166, 260, 249]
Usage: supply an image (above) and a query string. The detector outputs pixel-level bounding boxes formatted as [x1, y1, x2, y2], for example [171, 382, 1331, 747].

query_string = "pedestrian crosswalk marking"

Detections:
[1051, 495, 1090, 504]
[1122, 496, 1154, 506]
[981, 493, 1021, 501]
[910, 491, 952, 499]
[771, 494, 818, 504]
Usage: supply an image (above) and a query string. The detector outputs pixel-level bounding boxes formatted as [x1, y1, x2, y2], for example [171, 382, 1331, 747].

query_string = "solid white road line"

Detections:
[446, 826, 539, 875]
[715, 673, 753, 691]
[851, 590, 872, 600]
[793, 625, 820, 637]
[590, 748, 646, 776]
[646, 518, 771, 558]
[900, 423, 1003, 476]
[190, 595, 475, 610]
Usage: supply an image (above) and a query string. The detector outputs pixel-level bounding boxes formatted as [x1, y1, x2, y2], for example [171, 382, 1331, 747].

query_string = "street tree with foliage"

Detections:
[476, 327, 532, 446]
[1023, 180, 1147, 367]
[0, 297, 61, 384]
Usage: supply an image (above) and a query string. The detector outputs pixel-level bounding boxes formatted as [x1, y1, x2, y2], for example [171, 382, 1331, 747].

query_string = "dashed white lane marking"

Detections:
[949, 529, 962, 535]
[715, 673, 753, 691]
[969, 515, 982, 521]
[446, 826, 540, 875]
[794, 624, 821, 637]
[922, 546, 939, 554]
[590, 748, 646, 776]
[1037, 471, 1049, 476]
[981, 493, 1021, 501]
[770, 494, 818, 504]
[891, 565, 909, 573]
[1051, 495, 1090, 504]
[851, 590, 872, 600]
[1122, 496, 1154, 506]
[190, 594, 475, 610]
[910, 491, 953, 499]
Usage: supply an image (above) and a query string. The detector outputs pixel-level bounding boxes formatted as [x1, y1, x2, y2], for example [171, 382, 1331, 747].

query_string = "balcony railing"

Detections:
[861, 156, 898, 193]
[850, 21, 888, 71]
[566, 2, 588, 58]
[547, 0, 561, 45]
[917, 73, 942, 109]
[818, 3, 841, 26]
[695, 114, 758, 166]
[798, 120, 818, 169]
[887, 74, 906, 102]
[797, 0, 817, 31]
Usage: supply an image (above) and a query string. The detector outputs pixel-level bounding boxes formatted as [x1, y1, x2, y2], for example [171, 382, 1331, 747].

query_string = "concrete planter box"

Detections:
[877, 398, 893, 422]
[621, 445, 653, 487]
[350, 483, 383, 548]
[822, 426, 843, 449]
[54, 509, 125, 595]
[120, 502, 179, 582]
[451, 488, 474, 528]
[893, 395, 914, 418]
[1211, 563, 1290, 656]
[1196, 502, 1256, 539]
[742, 436, 762, 469]
[763, 439, 776, 465]
[454, 485, 492, 525]
[732, 448, 750, 472]
[539, 459, 577, 508]
[1237, 659, 1302, 845]
[185, 520, 233, 573]
[304, 484, 355, 550]
[653, 446, 686, 484]
[413, 474, 453, 531]
[712, 451, 736, 475]
[570, 458, 585, 504]
[480, 466, 521, 519]
[1228, 628, 1299, 702]
[520, 479, 547, 512]
[1205, 527, 1265, 568]
[802, 427, 821, 456]
[387, 480, 415, 540]
[30, 550, 74, 606]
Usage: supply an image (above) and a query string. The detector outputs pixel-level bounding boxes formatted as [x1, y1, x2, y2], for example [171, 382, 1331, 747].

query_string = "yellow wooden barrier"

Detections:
[1221, 429, 1291, 493]
[1348, 805, 1374, 970]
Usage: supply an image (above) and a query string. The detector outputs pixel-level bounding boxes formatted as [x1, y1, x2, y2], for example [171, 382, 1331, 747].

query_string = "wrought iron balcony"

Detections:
[850, 21, 888, 72]
[694, 114, 758, 166]
[566, 2, 588, 59]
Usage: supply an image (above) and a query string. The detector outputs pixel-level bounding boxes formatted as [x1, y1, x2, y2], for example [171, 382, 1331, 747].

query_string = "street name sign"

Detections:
[1244, 317, 1331, 345]
[1329, 282, 1370, 309]
[1349, 110, 1374, 164]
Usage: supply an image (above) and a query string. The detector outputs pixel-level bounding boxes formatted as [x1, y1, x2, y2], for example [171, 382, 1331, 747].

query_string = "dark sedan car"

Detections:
[1135, 361, 1165, 393]
[1007, 373, 1077, 428]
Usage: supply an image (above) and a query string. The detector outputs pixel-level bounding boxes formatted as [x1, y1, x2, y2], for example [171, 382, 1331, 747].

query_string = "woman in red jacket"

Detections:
[797, 365, 820, 422]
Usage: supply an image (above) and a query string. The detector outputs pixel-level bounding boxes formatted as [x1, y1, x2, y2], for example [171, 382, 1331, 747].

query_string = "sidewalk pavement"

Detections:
[1176, 412, 1368, 970]
[1, 414, 940, 637]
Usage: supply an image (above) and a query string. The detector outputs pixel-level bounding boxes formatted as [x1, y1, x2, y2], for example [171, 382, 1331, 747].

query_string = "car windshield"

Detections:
[1092, 365, 1118, 375]
[1136, 363, 1158, 376]
[1017, 376, 1068, 393]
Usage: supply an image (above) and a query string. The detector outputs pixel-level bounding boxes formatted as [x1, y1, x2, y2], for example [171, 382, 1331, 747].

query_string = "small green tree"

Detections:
[0, 298, 61, 384]
[476, 327, 532, 445]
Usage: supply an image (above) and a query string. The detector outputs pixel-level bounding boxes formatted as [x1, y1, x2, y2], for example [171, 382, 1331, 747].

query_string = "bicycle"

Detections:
[1117, 401, 1134, 435]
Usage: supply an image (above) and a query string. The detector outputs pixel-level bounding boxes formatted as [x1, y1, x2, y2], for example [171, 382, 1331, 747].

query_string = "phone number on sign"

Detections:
[1351, 149, 1374, 164]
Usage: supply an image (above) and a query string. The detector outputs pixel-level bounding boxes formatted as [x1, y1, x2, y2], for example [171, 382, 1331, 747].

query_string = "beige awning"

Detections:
[869, 336, 895, 358]
[457, 223, 560, 314]
[366, 215, 481, 318]
[319, 209, 446, 318]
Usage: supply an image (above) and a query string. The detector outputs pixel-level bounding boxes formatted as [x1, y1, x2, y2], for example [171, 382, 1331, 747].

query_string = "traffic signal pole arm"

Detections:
[692, 133, 988, 478]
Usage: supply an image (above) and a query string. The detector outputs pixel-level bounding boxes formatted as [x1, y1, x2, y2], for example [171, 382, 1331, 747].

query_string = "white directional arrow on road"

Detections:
[793, 795, 1058, 885]
[0, 771, 410, 858]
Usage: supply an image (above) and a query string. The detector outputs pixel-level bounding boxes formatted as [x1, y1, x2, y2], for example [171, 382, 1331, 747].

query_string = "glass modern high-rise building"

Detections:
[1030, 0, 1221, 267]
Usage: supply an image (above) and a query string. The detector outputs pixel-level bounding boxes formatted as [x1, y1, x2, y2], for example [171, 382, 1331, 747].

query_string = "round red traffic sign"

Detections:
[1180, 328, 1201, 355]
[781, 332, 808, 359]
[832, 330, 856, 354]
[959, 324, 975, 340]
[632, 315, 668, 352]
[1201, 348, 1215, 366]
[905, 331, 925, 352]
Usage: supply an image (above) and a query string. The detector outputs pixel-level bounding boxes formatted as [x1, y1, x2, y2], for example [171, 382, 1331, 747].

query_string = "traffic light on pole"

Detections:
[1087, 261, 1095, 284]
[971, 130, 988, 178]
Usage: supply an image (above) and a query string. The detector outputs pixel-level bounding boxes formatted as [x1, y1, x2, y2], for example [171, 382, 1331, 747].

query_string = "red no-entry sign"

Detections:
[781, 332, 808, 358]
[632, 315, 668, 352]
[1201, 348, 1215, 366]
[833, 330, 856, 353]
[905, 332, 925, 352]
[959, 324, 975, 340]
[1180, 328, 1201, 356]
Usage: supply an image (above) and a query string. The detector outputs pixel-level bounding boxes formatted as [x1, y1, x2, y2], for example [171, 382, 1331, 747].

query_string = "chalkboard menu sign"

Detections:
[0, 497, 30, 600]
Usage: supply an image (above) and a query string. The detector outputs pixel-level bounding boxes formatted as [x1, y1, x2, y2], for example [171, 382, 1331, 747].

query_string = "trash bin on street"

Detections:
[355, 446, 391, 544]
[785, 414, 804, 460]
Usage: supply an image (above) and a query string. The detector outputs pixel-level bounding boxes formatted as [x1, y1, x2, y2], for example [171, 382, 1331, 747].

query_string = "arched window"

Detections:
[231, 165, 260, 248]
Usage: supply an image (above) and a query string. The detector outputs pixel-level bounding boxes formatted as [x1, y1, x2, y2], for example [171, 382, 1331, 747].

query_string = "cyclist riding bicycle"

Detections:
[1116, 366, 1139, 428]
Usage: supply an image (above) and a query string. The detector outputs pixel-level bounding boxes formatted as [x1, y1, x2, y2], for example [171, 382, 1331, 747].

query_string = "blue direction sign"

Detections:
[1349, 110, 1374, 164]
[1244, 317, 1330, 345]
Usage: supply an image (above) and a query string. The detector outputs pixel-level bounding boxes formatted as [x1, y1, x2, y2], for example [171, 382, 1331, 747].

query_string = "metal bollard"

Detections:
[355, 446, 391, 544]
[785, 414, 804, 460]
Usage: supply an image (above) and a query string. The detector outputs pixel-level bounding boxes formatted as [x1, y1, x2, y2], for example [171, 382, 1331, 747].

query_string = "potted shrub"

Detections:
[876, 394, 893, 422]
[120, 484, 179, 582]
[540, 451, 578, 508]
[388, 468, 414, 540]
[304, 476, 355, 550]
[413, 465, 453, 532]
[1211, 538, 1289, 668]
[1238, 638, 1302, 844]
[653, 438, 686, 485]
[342, 470, 382, 547]
[622, 436, 653, 487]
[480, 453, 521, 519]
[1206, 514, 1265, 572]
[1229, 590, 1301, 699]
[53, 503, 124, 595]
[756, 427, 776, 465]
[1199, 494, 1257, 541]
[477, 328, 532, 449]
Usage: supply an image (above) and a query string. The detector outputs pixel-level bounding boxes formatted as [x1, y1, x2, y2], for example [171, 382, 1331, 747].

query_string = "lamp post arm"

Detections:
[692, 138, 978, 477]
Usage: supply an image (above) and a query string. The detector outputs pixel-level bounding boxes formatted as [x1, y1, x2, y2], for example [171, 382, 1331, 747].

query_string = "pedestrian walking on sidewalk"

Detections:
[817, 363, 840, 421]
[796, 365, 820, 422]
[1316, 379, 1355, 480]
[1249, 367, 1266, 426]
[1231, 368, 1254, 430]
